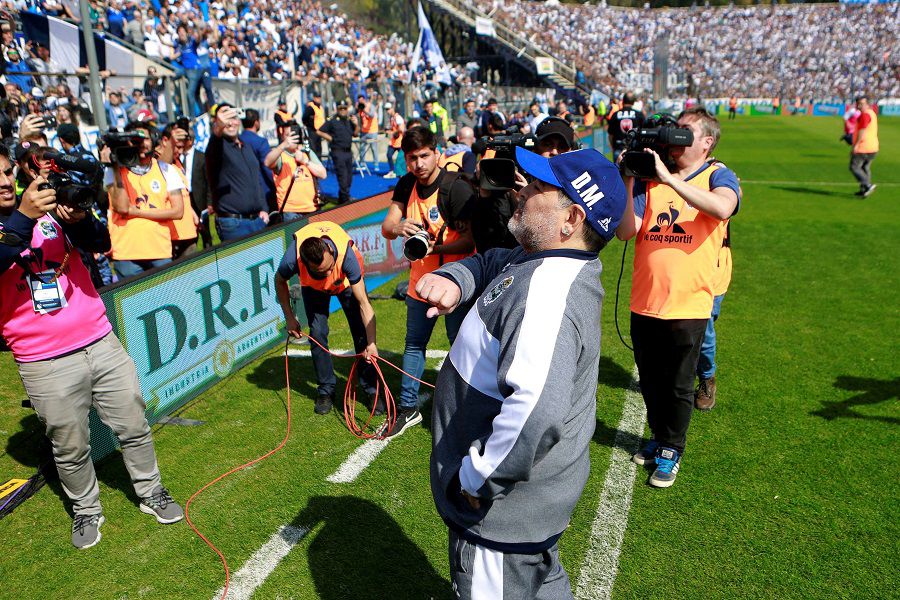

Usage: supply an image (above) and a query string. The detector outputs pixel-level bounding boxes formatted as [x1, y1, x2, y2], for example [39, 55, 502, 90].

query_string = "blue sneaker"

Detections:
[632, 440, 659, 466]
[649, 447, 681, 488]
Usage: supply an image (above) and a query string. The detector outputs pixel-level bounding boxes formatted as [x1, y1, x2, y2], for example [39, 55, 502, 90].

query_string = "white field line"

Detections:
[575, 366, 646, 600]
[326, 439, 389, 483]
[214, 525, 309, 600]
[740, 179, 900, 187]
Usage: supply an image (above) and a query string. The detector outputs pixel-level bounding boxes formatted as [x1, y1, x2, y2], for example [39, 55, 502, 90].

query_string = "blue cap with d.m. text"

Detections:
[515, 147, 626, 241]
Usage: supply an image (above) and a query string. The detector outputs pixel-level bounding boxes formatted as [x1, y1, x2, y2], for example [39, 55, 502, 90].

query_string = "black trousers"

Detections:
[332, 149, 353, 203]
[307, 127, 322, 157]
[630, 313, 707, 453]
[301, 285, 376, 398]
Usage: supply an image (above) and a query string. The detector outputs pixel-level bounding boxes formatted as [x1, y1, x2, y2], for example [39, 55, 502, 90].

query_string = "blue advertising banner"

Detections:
[812, 103, 847, 117]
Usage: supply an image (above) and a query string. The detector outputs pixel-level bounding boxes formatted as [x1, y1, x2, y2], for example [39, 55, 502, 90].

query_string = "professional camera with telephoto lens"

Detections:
[404, 227, 432, 261]
[99, 130, 145, 168]
[477, 126, 537, 191]
[37, 172, 96, 211]
[620, 113, 694, 179]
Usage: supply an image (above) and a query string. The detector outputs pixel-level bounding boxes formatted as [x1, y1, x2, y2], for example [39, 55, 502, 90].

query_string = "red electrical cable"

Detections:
[186, 333, 438, 600]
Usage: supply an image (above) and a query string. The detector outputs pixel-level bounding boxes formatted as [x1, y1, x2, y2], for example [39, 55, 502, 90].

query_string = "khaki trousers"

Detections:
[17, 332, 161, 515]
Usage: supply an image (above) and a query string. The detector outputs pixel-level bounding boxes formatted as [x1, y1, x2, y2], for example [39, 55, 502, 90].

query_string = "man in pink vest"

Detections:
[0, 145, 183, 549]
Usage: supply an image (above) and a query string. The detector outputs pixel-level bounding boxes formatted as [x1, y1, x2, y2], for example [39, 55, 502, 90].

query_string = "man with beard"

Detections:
[418, 147, 625, 599]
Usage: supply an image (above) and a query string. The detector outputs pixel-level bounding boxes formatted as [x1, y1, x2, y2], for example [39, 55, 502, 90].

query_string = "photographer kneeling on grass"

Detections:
[0, 145, 183, 549]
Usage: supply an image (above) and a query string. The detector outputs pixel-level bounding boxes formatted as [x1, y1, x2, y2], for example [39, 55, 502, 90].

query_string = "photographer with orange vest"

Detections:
[356, 94, 379, 165]
[264, 122, 327, 222]
[380, 126, 476, 438]
[105, 121, 185, 279]
[384, 102, 405, 179]
[275, 221, 379, 415]
[156, 122, 198, 258]
[616, 108, 741, 489]
[302, 91, 326, 157]
[850, 96, 879, 198]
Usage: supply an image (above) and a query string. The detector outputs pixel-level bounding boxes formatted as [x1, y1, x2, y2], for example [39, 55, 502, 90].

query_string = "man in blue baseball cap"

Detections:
[417, 147, 624, 599]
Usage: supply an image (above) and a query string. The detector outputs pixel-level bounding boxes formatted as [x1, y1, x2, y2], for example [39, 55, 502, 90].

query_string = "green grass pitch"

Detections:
[0, 115, 897, 599]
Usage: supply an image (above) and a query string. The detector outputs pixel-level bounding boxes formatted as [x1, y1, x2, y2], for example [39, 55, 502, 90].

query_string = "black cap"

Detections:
[337, 101, 349, 109]
[57, 123, 81, 145]
[14, 140, 33, 162]
[535, 117, 574, 149]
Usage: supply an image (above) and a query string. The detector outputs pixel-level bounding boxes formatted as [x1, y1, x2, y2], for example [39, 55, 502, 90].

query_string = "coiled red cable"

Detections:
[187, 333, 437, 600]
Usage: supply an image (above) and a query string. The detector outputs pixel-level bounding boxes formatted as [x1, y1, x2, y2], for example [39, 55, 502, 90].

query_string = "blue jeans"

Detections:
[386, 146, 398, 171]
[282, 212, 307, 223]
[114, 258, 171, 279]
[697, 294, 725, 380]
[398, 296, 467, 409]
[186, 68, 214, 117]
[215, 216, 266, 242]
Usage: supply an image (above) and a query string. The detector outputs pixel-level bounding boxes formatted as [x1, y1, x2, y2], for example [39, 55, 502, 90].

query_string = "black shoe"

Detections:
[862, 184, 877, 198]
[314, 395, 334, 415]
[367, 392, 386, 417]
[379, 407, 422, 439]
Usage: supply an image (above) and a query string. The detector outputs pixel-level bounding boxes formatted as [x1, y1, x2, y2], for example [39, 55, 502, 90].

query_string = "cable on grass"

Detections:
[187, 333, 437, 600]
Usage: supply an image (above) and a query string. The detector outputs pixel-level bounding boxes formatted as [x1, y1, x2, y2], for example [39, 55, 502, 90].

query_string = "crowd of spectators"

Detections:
[476, 0, 899, 100]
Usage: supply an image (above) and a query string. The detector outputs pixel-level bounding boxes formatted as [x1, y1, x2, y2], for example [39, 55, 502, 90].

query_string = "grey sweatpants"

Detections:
[16, 332, 162, 515]
[850, 152, 877, 190]
[448, 530, 573, 600]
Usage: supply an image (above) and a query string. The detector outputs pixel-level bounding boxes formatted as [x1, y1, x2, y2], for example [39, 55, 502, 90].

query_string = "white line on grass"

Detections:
[575, 366, 646, 600]
[327, 439, 389, 483]
[214, 524, 309, 600]
[741, 179, 900, 187]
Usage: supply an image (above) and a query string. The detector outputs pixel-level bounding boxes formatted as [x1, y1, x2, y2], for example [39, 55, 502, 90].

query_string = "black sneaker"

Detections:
[315, 395, 334, 415]
[379, 407, 422, 439]
[367, 391, 386, 417]
[72, 513, 104, 549]
[139, 486, 184, 524]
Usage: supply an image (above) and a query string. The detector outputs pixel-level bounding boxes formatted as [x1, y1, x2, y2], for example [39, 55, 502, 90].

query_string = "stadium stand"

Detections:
[474, 0, 899, 99]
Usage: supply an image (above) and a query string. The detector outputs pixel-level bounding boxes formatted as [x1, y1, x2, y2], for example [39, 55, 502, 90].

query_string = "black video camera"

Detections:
[99, 130, 145, 169]
[478, 128, 537, 191]
[38, 150, 103, 211]
[620, 114, 693, 179]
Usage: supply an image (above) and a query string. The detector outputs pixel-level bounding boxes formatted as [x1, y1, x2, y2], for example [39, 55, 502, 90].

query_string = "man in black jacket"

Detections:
[205, 103, 269, 241]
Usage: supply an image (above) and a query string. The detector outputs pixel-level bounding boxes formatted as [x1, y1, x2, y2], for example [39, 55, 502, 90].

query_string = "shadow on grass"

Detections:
[5, 414, 147, 516]
[291, 495, 451, 599]
[592, 416, 644, 456]
[811, 375, 900, 425]
[598, 355, 633, 390]
[771, 185, 847, 198]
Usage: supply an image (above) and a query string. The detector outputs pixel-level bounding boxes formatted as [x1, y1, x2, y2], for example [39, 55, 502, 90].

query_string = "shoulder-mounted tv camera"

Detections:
[620, 113, 694, 179]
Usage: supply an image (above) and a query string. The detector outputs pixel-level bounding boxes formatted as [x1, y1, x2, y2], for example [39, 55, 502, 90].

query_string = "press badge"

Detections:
[28, 271, 65, 313]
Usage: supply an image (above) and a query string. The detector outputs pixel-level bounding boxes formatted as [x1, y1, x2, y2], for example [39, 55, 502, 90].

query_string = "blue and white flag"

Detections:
[410, 2, 451, 85]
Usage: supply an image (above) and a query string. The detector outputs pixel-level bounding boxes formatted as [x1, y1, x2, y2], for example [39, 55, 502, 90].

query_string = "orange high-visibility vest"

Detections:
[275, 152, 318, 214]
[404, 181, 472, 302]
[109, 159, 173, 260]
[631, 164, 729, 320]
[294, 221, 362, 295]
